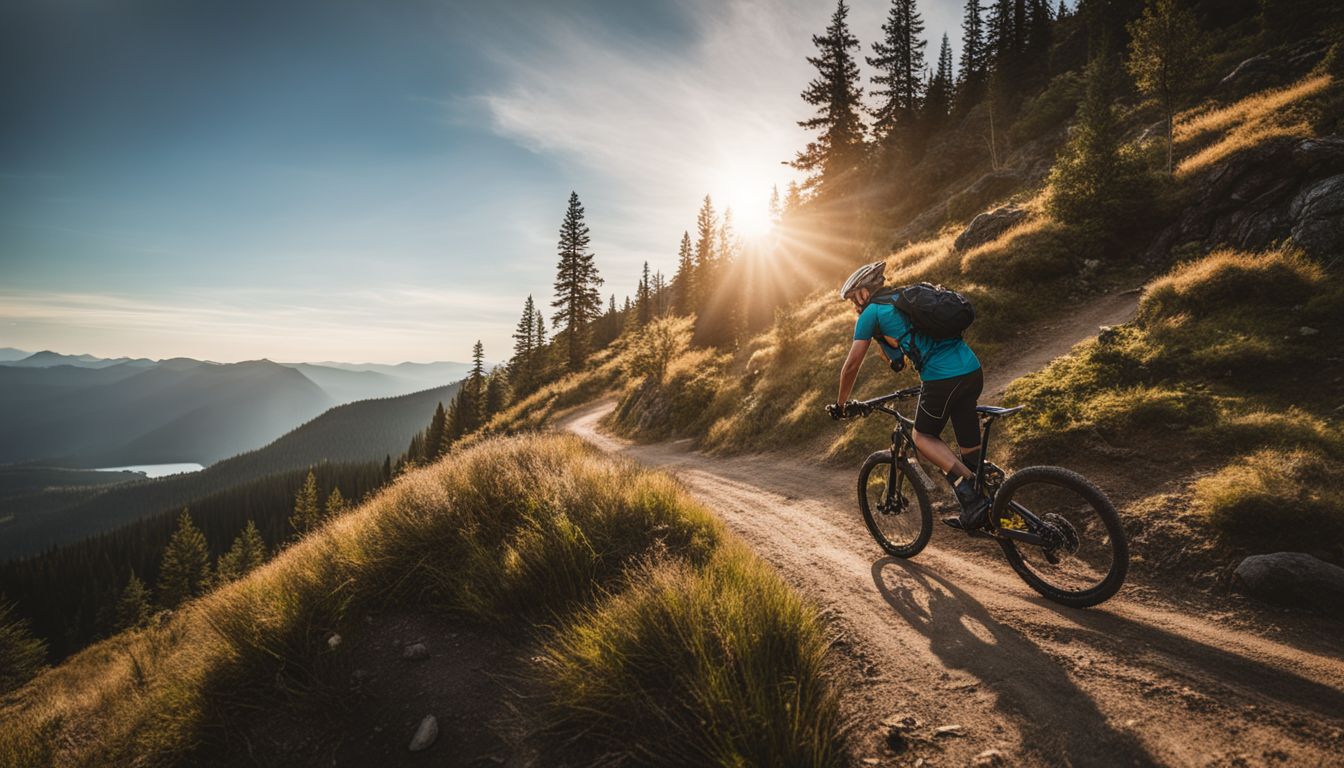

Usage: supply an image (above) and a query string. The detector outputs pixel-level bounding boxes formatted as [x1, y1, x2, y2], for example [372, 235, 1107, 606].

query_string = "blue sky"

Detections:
[1, 0, 970, 363]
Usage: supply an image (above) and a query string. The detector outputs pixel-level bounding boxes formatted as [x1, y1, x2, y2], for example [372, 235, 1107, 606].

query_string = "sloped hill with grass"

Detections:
[1004, 246, 1344, 573]
[0, 435, 844, 767]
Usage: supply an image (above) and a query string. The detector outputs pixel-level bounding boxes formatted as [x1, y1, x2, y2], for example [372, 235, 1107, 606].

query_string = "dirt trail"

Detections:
[563, 295, 1344, 767]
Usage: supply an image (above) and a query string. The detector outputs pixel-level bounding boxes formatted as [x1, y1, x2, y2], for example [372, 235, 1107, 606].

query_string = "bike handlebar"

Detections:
[857, 386, 922, 407]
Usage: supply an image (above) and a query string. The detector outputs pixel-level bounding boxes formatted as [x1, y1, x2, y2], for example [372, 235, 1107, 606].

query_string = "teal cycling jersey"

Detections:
[853, 301, 980, 382]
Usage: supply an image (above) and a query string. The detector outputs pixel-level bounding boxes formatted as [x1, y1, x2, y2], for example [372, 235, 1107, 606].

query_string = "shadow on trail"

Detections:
[1025, 596, 1344, 724]
[872, 556, 1159, 767]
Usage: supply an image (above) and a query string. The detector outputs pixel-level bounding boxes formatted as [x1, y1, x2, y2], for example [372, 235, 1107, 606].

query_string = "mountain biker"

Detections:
[830, 261, 991, 531]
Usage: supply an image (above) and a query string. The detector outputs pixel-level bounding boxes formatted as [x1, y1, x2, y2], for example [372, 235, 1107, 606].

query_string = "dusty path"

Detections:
[563, 292, 1342, 766]
[984, 288, 1141, 398]
[567, 403, 1344, 767]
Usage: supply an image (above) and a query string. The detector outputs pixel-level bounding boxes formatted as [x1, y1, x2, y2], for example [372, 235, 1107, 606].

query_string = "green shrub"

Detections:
[1139, 247, 1324, 325]
[544, 548, 842, 767]
[1195, 448, 1344, 554]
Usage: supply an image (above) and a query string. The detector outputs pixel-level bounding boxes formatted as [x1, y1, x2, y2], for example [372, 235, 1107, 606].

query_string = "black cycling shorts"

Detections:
[914, 368, 984, 448]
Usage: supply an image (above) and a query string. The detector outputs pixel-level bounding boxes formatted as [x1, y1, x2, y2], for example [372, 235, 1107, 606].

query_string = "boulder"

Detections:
[954, 206, 1027, 251]
[408, 715, 439, 751]
[1234, 553, 1344, 615]
[1290, 173, 1344, 263]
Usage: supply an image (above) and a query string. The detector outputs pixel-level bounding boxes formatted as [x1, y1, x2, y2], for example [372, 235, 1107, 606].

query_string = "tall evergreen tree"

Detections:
[987, 0, 1016, 68]
[652, 270, 668, 315]
[424, 401, 448, 462]
[1024, 0, 1055, 84]
[693, 196, 717, 312]
[792, 0, 867, 194]
[673, 231, 695, 315]
[925, 34, 955, 128]
[158, 509, 210, 608]
[114, 571, 152, 631]
[214, 521, 268, 585]
[289, 471, 321, 537]
[869, 0, 928, 144]
[1057, 0, 1068, 18]
[550, 192, 603, 371]
[636, 261, 652, 327]
[768, 185, 782, 223]
[958, 0, 988, 110]
[510, 296, 538, 395]
[1126, 0, 1201, 174]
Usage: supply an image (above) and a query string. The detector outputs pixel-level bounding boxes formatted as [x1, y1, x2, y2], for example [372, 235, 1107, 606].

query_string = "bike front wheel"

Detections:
[993, 466, 1128, 607]
[858, 451, 932, 558]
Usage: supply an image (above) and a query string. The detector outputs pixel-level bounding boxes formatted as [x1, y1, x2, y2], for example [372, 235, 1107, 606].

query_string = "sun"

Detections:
[713, 172, 776, 240]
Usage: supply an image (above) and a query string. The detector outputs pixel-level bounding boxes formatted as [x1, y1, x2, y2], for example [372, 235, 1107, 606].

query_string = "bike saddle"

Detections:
[976, 404, 1026, 417]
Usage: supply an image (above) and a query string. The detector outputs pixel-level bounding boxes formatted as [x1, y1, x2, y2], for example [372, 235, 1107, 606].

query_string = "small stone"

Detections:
[1124, 718, 1139, 727]
[1083, 259, 1101, 269]
[861, 759, 881, 766]
[974, 749, 1006, 767]
[403, 642, 429, 660]
[327, 633, 342, 649]
[1299, 326, 1320, 336]
[914, 760, 926, 768]
[933, 724, 965, 737]
[408, 715, 439, 751]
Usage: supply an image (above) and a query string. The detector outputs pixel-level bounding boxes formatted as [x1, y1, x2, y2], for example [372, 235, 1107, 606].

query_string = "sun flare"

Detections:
[713, 172, 777, 239]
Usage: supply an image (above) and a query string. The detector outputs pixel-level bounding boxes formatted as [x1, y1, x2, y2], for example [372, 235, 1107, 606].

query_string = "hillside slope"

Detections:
[0, 435, 843, 767]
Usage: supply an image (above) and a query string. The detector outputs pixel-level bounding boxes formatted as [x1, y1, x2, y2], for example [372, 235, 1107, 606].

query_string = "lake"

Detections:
[95, 463, 205, 478]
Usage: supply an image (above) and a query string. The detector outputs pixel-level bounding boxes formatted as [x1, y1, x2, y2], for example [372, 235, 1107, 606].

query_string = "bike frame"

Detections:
[858, 387, 1054, 548]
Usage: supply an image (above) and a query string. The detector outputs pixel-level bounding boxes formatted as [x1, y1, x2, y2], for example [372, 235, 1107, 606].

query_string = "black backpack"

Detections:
[870, 283, 975, 369]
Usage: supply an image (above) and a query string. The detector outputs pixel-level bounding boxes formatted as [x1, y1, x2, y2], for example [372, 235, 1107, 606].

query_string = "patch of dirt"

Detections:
[206, 613, 541, 767]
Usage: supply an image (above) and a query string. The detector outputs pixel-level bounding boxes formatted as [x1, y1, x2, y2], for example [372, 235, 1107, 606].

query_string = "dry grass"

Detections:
[1173, 73, 1333, 177]
[1194, 449, 1344, 555]
[0, 435, 844, 767]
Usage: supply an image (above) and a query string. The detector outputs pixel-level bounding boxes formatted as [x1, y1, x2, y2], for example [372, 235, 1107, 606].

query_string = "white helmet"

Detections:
[839, 261, 886, 301]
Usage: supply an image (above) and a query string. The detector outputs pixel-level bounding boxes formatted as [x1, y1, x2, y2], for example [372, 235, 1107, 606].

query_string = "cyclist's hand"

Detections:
[825, 403, 845, 420]
[848, 399, 873, 417]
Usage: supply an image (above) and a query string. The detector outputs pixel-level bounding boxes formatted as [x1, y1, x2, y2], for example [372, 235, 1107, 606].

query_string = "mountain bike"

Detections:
[835, 386, 1128, 608]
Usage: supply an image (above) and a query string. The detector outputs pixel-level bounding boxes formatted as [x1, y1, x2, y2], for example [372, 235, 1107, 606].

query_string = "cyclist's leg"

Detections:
[948, 368, 986, 470]
[912, 377, 967, 478]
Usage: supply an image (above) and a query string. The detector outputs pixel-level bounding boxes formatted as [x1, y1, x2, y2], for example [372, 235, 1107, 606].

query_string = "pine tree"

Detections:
[468, 340, 486, 418]
[0, 596, 46, 695]
[158, 509, 210, 608]
[551, 192, 603, 371]
[652, 270, 668, 315]
[924, 34, 955, 129]
[214, 521, 268, 585]
[424, 401, 447, 462]
[792, 0, 866, 194]
[114, 571, 152, 630]
[1048, 46, 1150, 234]
[483, 367, 509, 416]
[869, 0, 927, 145]
[1024, 0, 1054, 84]
[1057, 0, 1068, 19]
[958, 0, 988, 109]
[783, 181, 803, 213]
[289, 471, 321, 538]
[636, 261, 652, 327]
[693, 196, 717, 313]
[324, 487, 348, 519]
[768, 185, 782, 223]
[382, 454, 392, 483]
[673, 231, 695, 315]
[1126, 0, 1201, 174]
[510, 296, 537, 395]
[987, 0, 1015, 69]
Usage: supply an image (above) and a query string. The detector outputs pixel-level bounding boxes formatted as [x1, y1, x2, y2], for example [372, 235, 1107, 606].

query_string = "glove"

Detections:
[826, 403, 845, 420]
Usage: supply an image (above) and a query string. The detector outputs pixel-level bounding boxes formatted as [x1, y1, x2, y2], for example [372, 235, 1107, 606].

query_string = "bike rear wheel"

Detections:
[993, 466, 1128, 607]
[858, 451, 932, 558]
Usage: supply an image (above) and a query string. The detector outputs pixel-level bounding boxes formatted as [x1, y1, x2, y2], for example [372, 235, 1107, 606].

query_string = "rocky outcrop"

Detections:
[1234, 552, 1344, 615]
[1147, 135, 1344, 262]
[1217, 40, 1329, 98]
[954, 206, 1028, 251]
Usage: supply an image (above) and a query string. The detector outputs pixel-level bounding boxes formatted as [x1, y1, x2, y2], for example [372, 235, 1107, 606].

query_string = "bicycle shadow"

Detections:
[1023, 595, 1344, 723]
[872, 556, 1160, 767]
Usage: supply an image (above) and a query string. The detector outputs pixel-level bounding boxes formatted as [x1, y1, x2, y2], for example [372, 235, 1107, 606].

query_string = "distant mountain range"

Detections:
[0, 350, 473, 467]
